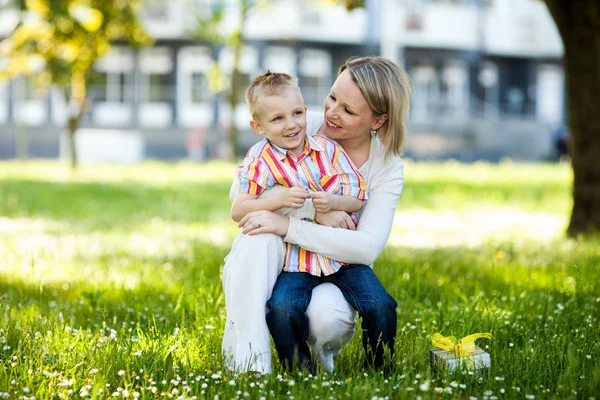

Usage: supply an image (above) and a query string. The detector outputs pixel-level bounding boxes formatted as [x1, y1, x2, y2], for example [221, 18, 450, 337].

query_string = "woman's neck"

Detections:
[336, 135, 371, 169]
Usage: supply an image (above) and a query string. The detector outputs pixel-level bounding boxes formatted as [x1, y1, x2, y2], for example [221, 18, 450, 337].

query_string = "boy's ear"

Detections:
[249, 120, 264, 135]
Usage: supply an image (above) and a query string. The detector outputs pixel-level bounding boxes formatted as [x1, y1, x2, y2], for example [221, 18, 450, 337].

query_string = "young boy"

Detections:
[222, 71, 367, 373]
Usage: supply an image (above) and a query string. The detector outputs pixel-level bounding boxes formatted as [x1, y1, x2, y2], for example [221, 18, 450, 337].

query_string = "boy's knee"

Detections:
[362, 295, 397, 316]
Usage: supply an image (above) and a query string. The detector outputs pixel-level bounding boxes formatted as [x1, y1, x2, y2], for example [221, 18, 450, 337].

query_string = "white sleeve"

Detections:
[284, 160, 404, 266]
[306, 111, 324, 136]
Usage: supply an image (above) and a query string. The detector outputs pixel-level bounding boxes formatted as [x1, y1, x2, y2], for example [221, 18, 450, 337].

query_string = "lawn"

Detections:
[0, 160, 598, 399]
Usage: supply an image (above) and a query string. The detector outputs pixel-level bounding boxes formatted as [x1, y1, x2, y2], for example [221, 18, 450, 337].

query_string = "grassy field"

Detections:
[0, 160, 598, 399]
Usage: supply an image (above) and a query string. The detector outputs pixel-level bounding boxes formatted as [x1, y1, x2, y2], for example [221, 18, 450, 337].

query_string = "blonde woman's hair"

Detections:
[245, 71, 300, 120]
[339, 56, 412, 159]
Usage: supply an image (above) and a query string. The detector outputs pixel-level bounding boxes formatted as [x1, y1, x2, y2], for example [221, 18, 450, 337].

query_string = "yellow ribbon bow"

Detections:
[432, 332, 492, 358]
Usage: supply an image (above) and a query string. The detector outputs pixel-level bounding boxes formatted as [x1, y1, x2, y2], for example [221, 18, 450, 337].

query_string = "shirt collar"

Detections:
[269, 134, 326, 160]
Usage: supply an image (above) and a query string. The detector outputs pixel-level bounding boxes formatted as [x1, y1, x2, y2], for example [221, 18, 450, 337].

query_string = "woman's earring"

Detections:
[370, 129, 378, 135]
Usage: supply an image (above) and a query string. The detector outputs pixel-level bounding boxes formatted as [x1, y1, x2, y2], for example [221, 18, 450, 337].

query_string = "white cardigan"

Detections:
[230, 111, 404, 267]
[284, 112, 404, 266]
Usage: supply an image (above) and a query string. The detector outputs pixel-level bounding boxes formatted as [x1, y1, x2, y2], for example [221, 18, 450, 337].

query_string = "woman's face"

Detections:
[323, 69, 380, 142]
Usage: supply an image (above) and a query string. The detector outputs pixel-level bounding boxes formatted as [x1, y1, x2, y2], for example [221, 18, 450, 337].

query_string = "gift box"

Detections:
[429, 332, 492, 372]
[430, 345, 491, 372]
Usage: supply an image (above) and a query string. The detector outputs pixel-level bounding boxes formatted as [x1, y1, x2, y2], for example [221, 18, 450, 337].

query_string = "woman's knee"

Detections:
[307, 284, 356, 344]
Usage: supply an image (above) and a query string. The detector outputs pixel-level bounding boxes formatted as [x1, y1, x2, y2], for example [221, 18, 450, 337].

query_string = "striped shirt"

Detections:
[237, 134, 367, 276]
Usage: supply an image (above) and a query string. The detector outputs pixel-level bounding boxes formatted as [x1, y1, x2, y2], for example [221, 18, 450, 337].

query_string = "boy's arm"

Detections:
[311, 192, 363, 213]
[231, 187, 310, 222]
[231, 192, 283, 222]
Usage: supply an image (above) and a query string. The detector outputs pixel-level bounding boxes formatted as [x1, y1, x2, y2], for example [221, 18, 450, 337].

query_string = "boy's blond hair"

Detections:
[245, 71, 300, 120]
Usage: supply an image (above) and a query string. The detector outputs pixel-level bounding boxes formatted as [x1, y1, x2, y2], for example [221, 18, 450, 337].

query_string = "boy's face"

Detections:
[250, 87, 307, 155]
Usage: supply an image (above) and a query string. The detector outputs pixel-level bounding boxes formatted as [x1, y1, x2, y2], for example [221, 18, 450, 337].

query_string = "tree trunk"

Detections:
[66, 73, 88, 169]
[67, 114, 80, 169]
[226, 0, 250, 162]
[545, 0, 600, 236]
[228, 42, 241, 161]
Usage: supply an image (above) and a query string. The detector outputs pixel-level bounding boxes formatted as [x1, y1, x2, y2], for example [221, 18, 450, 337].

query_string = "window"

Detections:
[148, 73, 171, 102]
[91, 71, 131, 103]
[302, 76, 329, 106]
[191, 72, 209, 104]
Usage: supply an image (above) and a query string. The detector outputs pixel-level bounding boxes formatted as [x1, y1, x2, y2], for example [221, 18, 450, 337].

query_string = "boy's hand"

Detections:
[279, 187, 310, 208]
[311, 192, 337, 213]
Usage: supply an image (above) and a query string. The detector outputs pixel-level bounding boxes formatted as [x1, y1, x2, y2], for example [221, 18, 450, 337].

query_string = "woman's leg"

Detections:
[328, 265, 397, 371]
[306, 283, 357, 373]
[266, 271, 320, 373]
[222, 232, 286, 373]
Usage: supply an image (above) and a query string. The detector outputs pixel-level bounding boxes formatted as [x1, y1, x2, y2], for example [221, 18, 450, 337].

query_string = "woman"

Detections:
[223, 56, 411, 374]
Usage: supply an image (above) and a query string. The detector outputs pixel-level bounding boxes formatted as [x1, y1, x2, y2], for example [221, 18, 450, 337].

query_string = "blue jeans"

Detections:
[266, 264, 397, 373]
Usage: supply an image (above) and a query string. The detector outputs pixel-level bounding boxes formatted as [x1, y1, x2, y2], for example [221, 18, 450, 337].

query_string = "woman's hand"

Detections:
[315, 210, 356, 230]
[238, 210, 291, 236]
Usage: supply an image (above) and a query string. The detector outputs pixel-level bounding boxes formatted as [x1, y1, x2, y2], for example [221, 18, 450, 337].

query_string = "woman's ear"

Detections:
[372, 114, 389, 130]
[250, 120, 264, 135]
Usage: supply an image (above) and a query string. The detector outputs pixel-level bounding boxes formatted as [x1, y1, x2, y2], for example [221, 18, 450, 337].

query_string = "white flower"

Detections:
[133, 350, 142, 357]
[90, 369, 99, 375]
[419, 382, 430, 391]
[509, 343, 514, 347]
[118, 370, 125, 376]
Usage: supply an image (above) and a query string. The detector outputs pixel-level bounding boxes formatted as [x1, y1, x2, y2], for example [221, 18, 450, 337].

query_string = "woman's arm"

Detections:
[284, 161, 404, 265]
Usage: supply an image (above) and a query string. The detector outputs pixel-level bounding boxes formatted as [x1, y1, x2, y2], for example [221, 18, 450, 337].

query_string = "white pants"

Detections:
[222, 232, 357, 373]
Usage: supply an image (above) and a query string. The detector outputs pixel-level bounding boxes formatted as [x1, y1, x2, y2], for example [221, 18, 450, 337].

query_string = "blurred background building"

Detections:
[0, 0, 564, 162]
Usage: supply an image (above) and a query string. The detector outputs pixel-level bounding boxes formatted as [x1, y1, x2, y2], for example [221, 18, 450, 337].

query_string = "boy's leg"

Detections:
[222, 232, 286, 374]
[266, 271, 320, 374]
[328, 265, 397, 371]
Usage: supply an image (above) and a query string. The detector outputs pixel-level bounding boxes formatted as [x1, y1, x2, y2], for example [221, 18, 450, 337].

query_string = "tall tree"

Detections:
[191, 0, 258, 161]
[338, 0, 600, 236]
[543, 0, 600, 236]
[0, 0, 152, 168]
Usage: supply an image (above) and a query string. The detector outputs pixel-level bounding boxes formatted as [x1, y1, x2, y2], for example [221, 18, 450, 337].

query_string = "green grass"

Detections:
[0, 160, 598, 399]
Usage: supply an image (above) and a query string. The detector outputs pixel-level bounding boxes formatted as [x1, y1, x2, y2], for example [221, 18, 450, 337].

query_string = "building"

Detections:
[0, 0, 564, 161]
